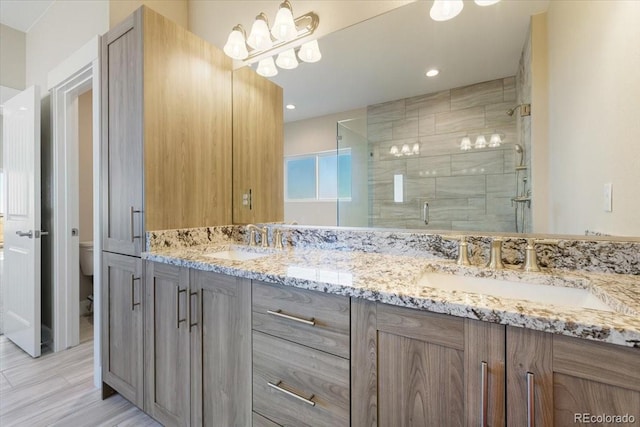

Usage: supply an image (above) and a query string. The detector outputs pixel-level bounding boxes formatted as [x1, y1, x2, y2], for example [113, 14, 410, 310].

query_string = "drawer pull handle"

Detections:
[267, 309, 316, 326]
[526, 372, 535, 427]
[267, 381, 315, 407]
[480, 361, 488, 427]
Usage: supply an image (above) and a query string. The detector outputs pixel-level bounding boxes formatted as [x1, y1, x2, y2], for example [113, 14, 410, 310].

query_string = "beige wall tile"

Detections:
[451, 79, 504, 110]
[435, 106, 485, 134]
[451, 150, 504, 175]
[436, 175, 486, 199]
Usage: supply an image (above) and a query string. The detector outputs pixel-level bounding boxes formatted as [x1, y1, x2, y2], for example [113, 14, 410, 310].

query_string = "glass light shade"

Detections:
[223, 26, 249, 60]
[489, 133, 502, 147]
[271, 3, 297, 42]
[430, 0, 464, 21]
[247, 15, 273, 50]
[460, 136, 472, 151]
[256, 57, 278, 77]
[276, 49, 299, 69]
[475, 135, 487, 149]
[401, 144, 411, 155]
[412, 143, 420, 155]
[475, 0, 500, 6]
[389, 145, 399, 155]
[298, 40, 322, 63]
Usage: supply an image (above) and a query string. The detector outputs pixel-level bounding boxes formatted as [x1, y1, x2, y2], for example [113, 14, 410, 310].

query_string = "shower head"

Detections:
[506, 104, 531, 117]
[514, 144, 524, 167]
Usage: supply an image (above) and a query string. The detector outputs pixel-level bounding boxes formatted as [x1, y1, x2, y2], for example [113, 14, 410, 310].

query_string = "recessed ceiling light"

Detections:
[426, 69, 439, 77]
[286, 104, 296, 110]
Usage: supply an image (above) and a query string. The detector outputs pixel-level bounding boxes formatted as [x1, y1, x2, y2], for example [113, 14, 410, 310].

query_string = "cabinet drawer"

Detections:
[253, 332, 350, 427]
[252, 281, 350, 358]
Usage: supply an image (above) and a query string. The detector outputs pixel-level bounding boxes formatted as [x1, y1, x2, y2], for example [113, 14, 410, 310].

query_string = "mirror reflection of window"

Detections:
[285, 150, 352, 201]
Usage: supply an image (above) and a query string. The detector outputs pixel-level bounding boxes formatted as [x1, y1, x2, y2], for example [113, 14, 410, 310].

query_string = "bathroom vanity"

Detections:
[117, 225, 640, 427]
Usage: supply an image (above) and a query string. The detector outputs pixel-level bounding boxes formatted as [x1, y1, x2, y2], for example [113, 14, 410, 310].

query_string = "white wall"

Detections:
[284, 108, 365, 225]
[25, 0, 108, 90]
[0, 24, 26, 90]
[546, 0, 640, 237]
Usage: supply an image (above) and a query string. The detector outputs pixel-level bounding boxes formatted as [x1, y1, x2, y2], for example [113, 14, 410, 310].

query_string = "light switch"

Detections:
[603, 183, 613, 212]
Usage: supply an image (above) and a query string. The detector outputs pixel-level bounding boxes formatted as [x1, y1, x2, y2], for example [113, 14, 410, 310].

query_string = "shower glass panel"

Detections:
[337, 120, 368, 227]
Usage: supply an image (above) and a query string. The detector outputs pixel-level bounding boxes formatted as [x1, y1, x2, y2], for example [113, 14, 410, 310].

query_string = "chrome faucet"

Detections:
[442, 235, 471, 266]
[273, 229, 284, 250]
[523, 238, 559, 272]
[246, 224, 268, 247]
[486, 238, 505, 270]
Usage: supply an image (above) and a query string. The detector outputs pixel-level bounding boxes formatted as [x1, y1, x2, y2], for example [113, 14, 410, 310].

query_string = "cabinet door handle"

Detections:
[267, 381, 315, 407]
[189, 291, 198, 331]
[130, 206, 142, 242]
[423, 201, 429, 225]
[131, 277, 141, 310]
[176, 287, 187, 329]
[267, 309, 315, 326]
[480, 361, 488, 427]
[526, 372, 535, 427]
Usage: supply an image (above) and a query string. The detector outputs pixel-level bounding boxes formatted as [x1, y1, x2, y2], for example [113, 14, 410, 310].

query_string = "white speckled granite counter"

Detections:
[144, 236, 640, 348]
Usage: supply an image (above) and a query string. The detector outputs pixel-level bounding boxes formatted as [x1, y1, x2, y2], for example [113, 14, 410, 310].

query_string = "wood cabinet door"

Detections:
[508, 326, 640, 426]
[232, 66, 284, 225]
[352, 300, 506, 427]
[144, 261, 191, 426]
[101, 11, 144, 257]
[190, 271, 252, 427]
[101, 252, 143, 407]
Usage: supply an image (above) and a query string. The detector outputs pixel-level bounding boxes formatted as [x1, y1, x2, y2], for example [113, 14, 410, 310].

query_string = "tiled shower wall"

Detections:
[367, 77, 520, 232]
[516, 27, 533, 233]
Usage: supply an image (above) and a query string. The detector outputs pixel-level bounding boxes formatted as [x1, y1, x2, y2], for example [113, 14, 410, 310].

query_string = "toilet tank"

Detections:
[79, 241, 94, 276]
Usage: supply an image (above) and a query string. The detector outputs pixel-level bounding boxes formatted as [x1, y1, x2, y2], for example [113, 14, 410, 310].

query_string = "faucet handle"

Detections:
[486, 237, 505, 270]
[442, 235, 471, 266]
[523, 238, 558, 272]
[274, 229, 284, 250]
[248, 230, 257, 246]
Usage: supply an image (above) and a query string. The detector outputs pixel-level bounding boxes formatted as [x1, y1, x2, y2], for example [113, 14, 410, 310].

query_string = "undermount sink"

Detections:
[204, 249, 270, 262]
[418, 272, 614, 312]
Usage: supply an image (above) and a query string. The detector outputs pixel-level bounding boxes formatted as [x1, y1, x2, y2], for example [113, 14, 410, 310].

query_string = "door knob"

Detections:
[16, 230, 33, 238]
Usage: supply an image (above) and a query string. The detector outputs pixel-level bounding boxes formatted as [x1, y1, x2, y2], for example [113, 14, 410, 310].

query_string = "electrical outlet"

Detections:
[603, 183, 613, 212]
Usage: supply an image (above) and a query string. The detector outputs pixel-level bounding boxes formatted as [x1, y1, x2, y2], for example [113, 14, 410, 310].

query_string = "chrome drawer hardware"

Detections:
[267, 309, 316, 326]
[480, 361, 488, 427]
[267, 381, 316, 407]
[176, 287, 187, 328]
[131, 277, 141, 310]
[189, 291, 199, 331]
[526, 372, 535, 427]
[130, 206, 142, 242]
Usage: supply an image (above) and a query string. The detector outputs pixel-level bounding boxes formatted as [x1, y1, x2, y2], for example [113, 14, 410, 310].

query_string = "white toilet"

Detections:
[79, 241, 94, 276]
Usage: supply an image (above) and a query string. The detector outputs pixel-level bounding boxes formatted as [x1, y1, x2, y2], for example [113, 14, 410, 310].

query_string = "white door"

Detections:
[2, 86, 42, 357]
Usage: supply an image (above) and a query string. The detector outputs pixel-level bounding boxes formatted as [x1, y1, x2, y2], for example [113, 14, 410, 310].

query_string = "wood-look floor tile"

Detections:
[0, 372, 12, 393]
[0, 375, 70, 415]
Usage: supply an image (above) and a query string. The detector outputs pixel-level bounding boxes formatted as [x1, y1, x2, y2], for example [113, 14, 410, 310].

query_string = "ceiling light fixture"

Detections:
[223, 0, 321, 75]
[474, 0, 501, 6]
[430, 0, 464, 22]
[426, 69, 439, 77]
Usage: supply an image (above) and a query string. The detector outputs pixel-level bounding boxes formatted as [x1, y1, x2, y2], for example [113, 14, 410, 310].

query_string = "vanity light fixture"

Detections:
[286, 104, 296, 110]
[223, 0, 321, 74]
[474, 135, 487, 149]
[426, 69, 439, 77]
[256, 57, 278, 77]
[389, 144, 420, 157]
[488, 132, 502, 148]
[474, 0, 501, 6]
[460, 136, 472, 150]
[430, 0, 464, 22]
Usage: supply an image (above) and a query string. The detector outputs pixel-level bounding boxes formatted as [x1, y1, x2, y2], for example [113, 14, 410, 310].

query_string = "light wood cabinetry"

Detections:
[251, 282, 350, 427]
[232, 67, 284, 225]
[101, 252, 143, 407]
[101, 6, 232, 258]
[143, 262, 252, 427]
[507, 326, 640, 427]
[352, 300, 505, 427]
[144, 261, 190, 426]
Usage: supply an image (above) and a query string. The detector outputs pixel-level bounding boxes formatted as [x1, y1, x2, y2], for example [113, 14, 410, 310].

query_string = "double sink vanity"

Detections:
[118, 224, 640, 427]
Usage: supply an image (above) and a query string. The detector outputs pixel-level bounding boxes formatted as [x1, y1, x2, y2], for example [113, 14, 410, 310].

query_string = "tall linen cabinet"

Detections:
[100, 6, 232, 406]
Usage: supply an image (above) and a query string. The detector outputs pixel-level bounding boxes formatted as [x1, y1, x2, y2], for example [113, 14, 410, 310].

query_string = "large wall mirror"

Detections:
[268, 1, 639, 238]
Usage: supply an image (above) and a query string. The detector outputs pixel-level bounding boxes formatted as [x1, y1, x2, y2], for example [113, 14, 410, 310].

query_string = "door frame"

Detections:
[48, 35, 102, 387]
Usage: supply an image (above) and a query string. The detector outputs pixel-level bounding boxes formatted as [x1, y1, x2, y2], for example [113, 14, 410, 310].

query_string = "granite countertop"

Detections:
[143, 243, 640, 348]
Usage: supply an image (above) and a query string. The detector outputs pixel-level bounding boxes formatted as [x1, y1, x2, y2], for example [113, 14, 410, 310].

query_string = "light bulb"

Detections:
[256, 57, 278, 77]
[489, 133, 502, 147]
[271, 1, 297, 42]
[247, 14, 273, 51]
[412, 143, 420, 155]
[401, 144, 411, 155]
[475, 0, 500, 6]
[276, 49, 298, 70]
[389, 145, 399, 156]
[298, 40, 322, 63]
[223, 25, 248, 60]
[474, 135, 487, 149]
[460, 136, 472, 151]
[430, 0, 464, 21]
